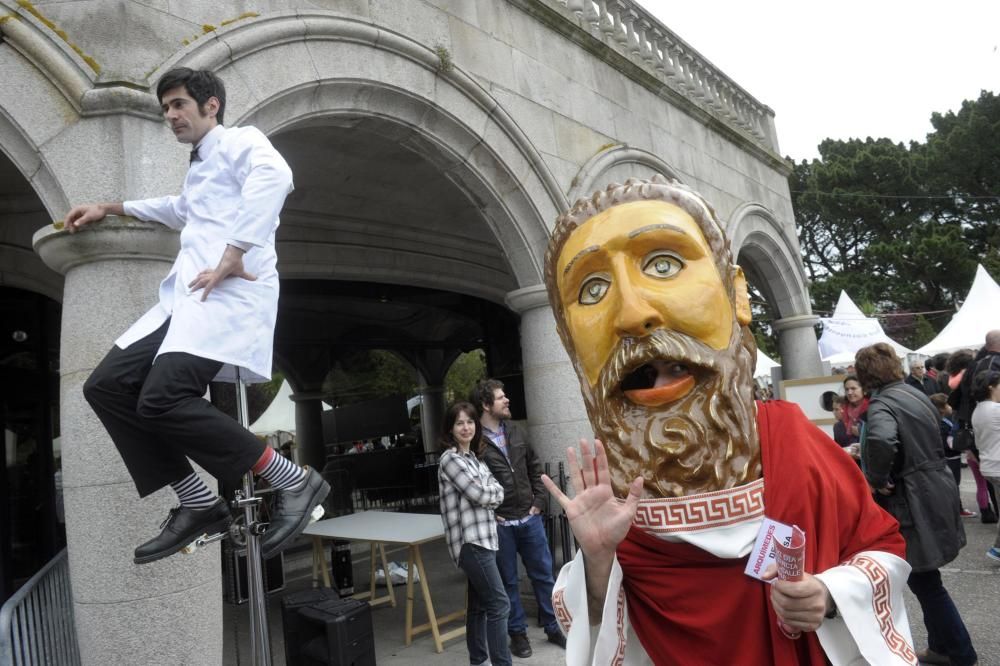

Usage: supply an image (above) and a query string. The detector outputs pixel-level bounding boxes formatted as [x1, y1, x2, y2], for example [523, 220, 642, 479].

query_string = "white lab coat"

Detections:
[119, 125, 293, 383]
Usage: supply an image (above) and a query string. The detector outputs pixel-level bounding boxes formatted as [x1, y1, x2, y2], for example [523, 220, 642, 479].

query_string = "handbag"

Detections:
[952, 426, 975, 453]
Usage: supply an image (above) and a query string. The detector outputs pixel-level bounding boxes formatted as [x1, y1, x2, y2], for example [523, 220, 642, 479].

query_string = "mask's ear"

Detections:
[731, 266, 752, 326]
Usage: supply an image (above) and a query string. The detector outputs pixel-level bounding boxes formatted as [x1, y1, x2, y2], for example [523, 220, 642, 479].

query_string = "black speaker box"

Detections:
[222, 541, 285, 605]
[282, 595, 375, 666]
[329, 539, 355, 596]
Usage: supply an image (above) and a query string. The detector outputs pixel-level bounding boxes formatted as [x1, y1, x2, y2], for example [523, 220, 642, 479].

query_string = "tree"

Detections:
[789, 90, 1000, 347]
[924, 90, 1000, 279]
[444, 349, 487, 403]
[322, 350, 417, 405]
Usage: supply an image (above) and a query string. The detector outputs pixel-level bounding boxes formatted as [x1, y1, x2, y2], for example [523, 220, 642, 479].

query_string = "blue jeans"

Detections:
[459, 543, 511, 666]
[496, 513, 559, 636]
[907, 569, 977, 665]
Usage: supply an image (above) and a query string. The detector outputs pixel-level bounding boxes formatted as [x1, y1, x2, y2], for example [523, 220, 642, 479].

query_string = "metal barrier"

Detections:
[0, 548, 80, 666]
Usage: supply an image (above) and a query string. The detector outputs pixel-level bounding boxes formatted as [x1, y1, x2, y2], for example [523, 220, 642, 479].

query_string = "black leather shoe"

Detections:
[134, 498, 230, 565]
[547, 630, 567, 649]
[261, 468, 330, 559]
[510, 632, 532, 658]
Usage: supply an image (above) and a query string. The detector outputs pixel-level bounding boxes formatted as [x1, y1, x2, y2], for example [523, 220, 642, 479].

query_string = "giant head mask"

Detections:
[544, 176, 761, 498]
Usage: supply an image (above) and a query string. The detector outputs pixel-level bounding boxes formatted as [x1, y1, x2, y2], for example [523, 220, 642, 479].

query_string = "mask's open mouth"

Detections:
[620, 359, 698, 407]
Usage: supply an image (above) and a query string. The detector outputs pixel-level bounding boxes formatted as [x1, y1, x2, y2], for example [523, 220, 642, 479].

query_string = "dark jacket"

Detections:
[863, 381, 965, 572]
[479, 421, 547, 521]
[949, 350, 1000, 425]
[905, 373, 937, 396]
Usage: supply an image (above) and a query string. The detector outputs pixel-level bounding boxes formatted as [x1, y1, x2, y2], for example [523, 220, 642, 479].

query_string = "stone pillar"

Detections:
[33, 218, 223, 665]
[292, 394, 326, 471]
[771, 314, 824, 379]
[505, 285, 590, 469]
[418, 383, 445, 454]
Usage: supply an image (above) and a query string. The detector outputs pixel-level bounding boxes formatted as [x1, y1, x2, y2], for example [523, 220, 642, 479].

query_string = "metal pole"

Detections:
[235, 369, 272, 666]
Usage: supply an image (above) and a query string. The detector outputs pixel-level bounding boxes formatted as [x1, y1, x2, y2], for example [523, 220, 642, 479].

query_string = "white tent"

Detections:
[249, 379, 330, 436]
[755, 349, 779, 379]
[917, 264, 1000, 355]
[818, 291, 911, 365]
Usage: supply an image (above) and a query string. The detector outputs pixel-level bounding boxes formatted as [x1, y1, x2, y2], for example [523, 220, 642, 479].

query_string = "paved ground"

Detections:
[225, 473, 1000, 665]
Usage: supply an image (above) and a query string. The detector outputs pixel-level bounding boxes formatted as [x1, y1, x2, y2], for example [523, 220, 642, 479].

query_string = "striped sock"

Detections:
[254, 447, 306, 490]
[170, 473, 218, 509]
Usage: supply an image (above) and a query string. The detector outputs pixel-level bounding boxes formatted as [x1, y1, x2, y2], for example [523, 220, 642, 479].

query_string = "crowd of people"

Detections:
[820, 331, 1000, 666]
[831, 332, 1000, 531]
[434, 332, 1000, 666]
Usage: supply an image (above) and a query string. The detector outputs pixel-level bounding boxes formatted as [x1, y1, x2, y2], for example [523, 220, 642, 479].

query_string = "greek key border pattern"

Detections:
[847, 555, 917, 664]
[552, 587, 572, 634]
[633, 478, 765, 533]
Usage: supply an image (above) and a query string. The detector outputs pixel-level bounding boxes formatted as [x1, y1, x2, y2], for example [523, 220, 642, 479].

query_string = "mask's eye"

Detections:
[579, 276, 610, 305]
[643, 252, 684, 279]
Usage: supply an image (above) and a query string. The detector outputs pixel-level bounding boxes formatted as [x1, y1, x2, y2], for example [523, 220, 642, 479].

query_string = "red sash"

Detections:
[617, 400, 905, 665]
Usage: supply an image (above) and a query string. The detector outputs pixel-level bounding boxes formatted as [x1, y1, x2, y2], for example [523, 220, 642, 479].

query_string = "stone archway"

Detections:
[159, 11, 567, 294]
[568, 144, 681, 203]
[728, 202, 822, 378]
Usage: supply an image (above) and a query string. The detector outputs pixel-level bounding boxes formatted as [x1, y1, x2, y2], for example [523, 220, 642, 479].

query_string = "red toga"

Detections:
[616, 400, 905, 665]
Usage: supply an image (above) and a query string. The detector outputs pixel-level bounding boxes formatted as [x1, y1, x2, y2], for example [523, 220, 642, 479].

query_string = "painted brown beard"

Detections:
[580, 322, 761, 498]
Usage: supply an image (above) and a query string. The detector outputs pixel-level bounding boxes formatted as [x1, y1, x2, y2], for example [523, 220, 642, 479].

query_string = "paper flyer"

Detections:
[773, 525, 806, 640]
[744, 517, 794, 581]
[744, 519, 807, 640]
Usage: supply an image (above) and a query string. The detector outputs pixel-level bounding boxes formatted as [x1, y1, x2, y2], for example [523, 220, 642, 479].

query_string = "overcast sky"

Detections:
[641, 1, 1000, 161]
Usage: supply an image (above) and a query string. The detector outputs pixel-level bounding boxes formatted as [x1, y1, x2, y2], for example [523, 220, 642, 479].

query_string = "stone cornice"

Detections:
[505, 284, 550, 314]
[771, 314, 820, 332]
[33, 216, 179, 275]
[510, 0, 792, 175]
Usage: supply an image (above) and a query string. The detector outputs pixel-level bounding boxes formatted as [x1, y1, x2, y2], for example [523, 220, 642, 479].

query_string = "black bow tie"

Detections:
[189, 147, 200, 165]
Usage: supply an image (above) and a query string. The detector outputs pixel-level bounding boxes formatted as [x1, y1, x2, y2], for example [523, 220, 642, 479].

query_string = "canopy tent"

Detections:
[917, 264, 1000, 355]
[817, 291, 911, 366]
[249, 379, 330, 436]
[755, 349, 779, 379]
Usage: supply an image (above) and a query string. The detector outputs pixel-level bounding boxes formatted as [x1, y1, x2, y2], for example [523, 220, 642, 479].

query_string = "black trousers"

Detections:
[83, 319, 265, 497]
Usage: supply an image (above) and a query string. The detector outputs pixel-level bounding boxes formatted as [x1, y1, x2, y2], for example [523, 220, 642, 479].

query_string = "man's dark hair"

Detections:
[972, 370, 1000, 403]
[932, 352, 950, 372]
[946, 350, 975, 375]
[470, 379, 504, 412]
[855, 343, 904, 392]
[924, 358, 933, 371]
[156, 67, 227, 125]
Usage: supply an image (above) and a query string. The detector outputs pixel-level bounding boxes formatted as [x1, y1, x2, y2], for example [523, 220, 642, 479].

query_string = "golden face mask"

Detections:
[546, 184, 760, 498]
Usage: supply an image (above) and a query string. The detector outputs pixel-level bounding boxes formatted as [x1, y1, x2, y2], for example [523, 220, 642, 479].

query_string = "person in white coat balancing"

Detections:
[63, 68, 330, 564]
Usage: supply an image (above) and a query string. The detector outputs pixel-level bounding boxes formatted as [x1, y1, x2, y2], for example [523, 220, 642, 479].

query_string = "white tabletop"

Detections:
[303, 510, 446, 546]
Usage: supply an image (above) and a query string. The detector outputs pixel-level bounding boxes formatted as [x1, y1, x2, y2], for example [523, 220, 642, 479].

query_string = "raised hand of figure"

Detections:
[542, 439, 643, 566]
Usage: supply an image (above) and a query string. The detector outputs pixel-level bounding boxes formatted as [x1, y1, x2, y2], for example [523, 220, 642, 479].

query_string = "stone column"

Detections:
[418, 383, 446, 455]
[33, 218, 223, 665]
[292, 393, 326, 471]
[505, 285, 590, 469]
[771, 314, 824, 379]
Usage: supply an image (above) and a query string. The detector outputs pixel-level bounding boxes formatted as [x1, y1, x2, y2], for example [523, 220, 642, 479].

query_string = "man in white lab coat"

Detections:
[64, 68, 329, 565]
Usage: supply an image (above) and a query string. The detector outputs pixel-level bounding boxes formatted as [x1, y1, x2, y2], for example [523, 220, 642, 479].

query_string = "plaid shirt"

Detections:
[438, 447, 504, 565]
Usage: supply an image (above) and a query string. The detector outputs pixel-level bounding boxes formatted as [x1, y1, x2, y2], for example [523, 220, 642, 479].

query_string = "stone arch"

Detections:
[567, 144, 681, 204]
[150, 11, 566, 295]
[727, 202, 811, 318]
[0, 110, 69, 303]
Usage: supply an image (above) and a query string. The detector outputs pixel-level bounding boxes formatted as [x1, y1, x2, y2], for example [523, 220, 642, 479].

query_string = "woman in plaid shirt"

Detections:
[438, 401, 511, 666]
